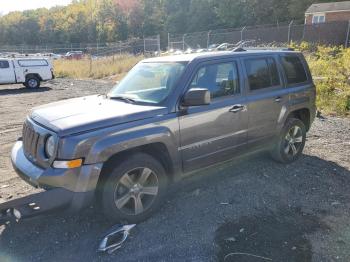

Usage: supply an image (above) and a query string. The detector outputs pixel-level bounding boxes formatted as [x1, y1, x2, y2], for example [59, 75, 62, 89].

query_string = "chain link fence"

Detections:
[0, 35, 161, 57]
[169, 21, 350, 50]
[1, 21, 349, 58]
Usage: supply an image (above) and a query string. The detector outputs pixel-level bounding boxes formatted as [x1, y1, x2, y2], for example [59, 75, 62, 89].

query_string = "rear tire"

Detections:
[271, 118, 306, 164]
[100, 153, 168, 223]
[25, 76, 40, 89]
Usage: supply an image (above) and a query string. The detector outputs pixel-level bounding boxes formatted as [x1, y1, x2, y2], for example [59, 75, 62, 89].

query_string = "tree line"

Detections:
[0, 0, 341, 46]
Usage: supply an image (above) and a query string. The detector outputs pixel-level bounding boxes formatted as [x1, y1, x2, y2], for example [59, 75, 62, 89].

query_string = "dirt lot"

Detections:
[0, 79, 349, 262]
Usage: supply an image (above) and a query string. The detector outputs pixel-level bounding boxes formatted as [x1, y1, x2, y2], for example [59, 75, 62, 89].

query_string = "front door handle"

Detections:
[229, 104, 245, 113]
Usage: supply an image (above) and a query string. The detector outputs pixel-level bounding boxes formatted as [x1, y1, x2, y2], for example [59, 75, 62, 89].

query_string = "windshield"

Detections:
[108, 62, 186, 104]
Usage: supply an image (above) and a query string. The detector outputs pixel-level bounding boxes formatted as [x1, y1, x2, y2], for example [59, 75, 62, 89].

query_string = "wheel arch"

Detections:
[95, 142, 176, 198]
[286, 108, 311, 131]
[101, 142, 174, 177]
[25, 73, 42, 81]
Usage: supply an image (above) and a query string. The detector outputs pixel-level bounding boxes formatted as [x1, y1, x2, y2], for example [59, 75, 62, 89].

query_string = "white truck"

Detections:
[0, 58, 54, 89]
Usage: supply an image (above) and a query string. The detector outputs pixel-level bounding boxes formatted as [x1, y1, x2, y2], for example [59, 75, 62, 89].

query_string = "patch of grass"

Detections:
[306, 47, 350, 116]
[291, 42, 349, 116]
[53, 54, 143, 80]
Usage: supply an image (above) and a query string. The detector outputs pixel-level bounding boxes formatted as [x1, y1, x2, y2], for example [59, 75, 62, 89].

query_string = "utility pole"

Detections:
[241, 27, 246, 42]
[207, 31, 211, 49]
[288, 20, 294, 44]
[157, 34, 161, 56]
[346, 20, 350, 48]
[168, 33, 170, 51]
[182, 34, 185, 51]
[90, 0, 93, 43]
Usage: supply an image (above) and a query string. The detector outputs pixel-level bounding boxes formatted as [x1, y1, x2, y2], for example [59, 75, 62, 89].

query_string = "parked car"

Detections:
[43, 53, 63, 60]
[0, 58, 54, 88]
[11, 49, 316, 223]
[65, 51, 83, 60]
[184, 48, 194, 54]
[216, 43, 235, 51]
[207, 44, 219, 51]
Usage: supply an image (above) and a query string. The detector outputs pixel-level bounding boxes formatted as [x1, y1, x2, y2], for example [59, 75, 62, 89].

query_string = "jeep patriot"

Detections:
[11, 49, 316, 222]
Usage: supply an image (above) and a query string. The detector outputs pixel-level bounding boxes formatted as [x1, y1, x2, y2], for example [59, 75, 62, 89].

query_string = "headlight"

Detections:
[45, 135, 55, 158]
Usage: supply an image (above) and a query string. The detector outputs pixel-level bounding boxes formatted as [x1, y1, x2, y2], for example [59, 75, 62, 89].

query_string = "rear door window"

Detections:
[245, 58, 281, 91]
[0, 60, 10, 69]
[280, 55, 308, 85]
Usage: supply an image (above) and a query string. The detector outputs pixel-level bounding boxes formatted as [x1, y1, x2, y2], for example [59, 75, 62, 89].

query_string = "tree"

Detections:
[0, 0, 344, 46]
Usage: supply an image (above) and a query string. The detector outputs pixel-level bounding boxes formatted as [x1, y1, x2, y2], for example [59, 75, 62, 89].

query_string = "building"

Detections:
[305, 1, 350, 24]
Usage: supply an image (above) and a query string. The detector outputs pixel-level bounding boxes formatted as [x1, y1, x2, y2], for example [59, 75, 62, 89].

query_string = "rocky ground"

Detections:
[0, 79, 349, 262]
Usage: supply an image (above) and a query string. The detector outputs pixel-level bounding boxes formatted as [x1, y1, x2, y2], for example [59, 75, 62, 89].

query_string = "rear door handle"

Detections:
[229, 104, 245, 113]
[275, 96, 282, 102]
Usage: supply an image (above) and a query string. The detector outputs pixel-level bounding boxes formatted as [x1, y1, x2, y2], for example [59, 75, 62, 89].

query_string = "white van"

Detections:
[0, 58, 54, 89]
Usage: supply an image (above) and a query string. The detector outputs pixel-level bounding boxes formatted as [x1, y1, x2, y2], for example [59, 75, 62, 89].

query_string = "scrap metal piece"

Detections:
[98, 224, 136, 254]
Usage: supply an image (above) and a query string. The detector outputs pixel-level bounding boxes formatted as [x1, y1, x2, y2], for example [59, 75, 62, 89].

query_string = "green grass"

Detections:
[289, 42, 350, 115]
[53, 54, 143, 80]
[304, 45, 349, 116]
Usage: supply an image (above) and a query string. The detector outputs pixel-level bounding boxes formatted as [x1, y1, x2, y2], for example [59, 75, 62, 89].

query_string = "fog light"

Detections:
[53, 159, 83, 169]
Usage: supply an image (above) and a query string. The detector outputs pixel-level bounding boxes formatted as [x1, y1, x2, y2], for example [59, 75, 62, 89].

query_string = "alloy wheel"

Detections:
[284, 125, 303, 157]
[113, 167, 159, 216]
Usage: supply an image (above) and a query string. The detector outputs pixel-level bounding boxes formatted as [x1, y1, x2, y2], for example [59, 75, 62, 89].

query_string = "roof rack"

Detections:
[242, 47, 295, 51]
[230, 46, 295, 53]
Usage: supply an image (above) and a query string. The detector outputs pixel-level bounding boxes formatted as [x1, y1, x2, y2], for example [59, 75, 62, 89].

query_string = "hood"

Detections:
[30, 95, 167, 136]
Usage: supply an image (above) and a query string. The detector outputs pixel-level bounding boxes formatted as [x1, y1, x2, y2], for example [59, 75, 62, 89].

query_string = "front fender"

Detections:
[84, 126, 180, 167]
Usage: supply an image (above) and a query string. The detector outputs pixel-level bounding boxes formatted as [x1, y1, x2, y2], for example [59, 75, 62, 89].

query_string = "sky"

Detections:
[0, 0, 72, 15]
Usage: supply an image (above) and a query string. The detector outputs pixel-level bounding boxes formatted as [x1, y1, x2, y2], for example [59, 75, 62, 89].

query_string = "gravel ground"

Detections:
[0, 79, 349, 262]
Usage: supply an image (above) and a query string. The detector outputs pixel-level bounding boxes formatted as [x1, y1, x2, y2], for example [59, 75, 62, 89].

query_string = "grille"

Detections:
[22, 121, 40, 161]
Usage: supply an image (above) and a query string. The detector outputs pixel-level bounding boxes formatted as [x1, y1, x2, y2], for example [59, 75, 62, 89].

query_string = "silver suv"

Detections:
[11, 49, 316, 222]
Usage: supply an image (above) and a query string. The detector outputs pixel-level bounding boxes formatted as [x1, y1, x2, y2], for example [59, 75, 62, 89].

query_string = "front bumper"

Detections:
[11, 141, 103, 211]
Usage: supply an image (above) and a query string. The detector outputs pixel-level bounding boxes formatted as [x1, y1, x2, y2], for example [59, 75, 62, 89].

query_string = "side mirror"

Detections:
[182, 88, 211, 107]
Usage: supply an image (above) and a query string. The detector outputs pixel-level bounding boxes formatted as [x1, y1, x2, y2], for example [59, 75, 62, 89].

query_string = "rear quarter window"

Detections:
[280, 55, 308, 85]
[18, 59, 49, 67]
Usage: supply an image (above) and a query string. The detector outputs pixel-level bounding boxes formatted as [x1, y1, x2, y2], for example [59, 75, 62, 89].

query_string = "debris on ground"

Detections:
[98, 224, 136, 254]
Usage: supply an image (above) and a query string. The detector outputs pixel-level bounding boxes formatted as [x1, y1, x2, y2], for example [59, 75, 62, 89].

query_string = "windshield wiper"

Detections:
[108, 96, 136, 104]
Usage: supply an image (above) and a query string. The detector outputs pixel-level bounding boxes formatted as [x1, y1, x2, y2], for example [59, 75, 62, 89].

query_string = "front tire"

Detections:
[271, 118, 306, 164]
[100, 153, 168, 223]
[25, 76, 40, 89]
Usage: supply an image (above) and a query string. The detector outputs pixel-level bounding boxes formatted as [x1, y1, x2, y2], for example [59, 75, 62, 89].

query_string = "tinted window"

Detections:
[18, 59, 48, 67]
[281, 55, 308, 85]
[267, 58, 280, 86]
[245, 58, 280, 91]
[0, 60, 9, 69]
[191, 62, 240, 98]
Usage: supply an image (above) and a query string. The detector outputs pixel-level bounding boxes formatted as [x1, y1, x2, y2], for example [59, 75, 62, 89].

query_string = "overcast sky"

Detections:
[0, 0, 72, 15]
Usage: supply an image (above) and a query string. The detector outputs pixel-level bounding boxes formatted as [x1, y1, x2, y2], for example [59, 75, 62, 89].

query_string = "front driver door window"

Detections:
[190, 62, 240, 99]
